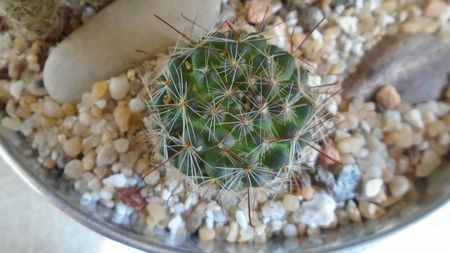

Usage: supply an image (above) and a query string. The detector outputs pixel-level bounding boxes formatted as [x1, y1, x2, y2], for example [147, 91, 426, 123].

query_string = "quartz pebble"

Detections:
[129, 97, 146, 113]
[319, 140, 341, 167]
[282, 224, 298, 237]
[376, 85, 401, 109]
[113, 138, 130, 153]
[246, 0, 273, 24]
[388, 175, 410, 198]
[168, 215, 185, 234]
[109, 75, 129, 100]
[363, 178, 384, 198]
[63, 136, 82, 157]
[103, 173, 127, 188]
[404, 109, 424, 129]
[416, 150, 442, 177]
[424, 0, 449, 18]
[199, 226, 216, 241]
[97, 142, 118, 166]
[282, 194, 299, 212]
[146, 203, 167, 228]
[64, 159, 84, 179]
[359, 201, 386, 219]
[298, 192, 336, 228]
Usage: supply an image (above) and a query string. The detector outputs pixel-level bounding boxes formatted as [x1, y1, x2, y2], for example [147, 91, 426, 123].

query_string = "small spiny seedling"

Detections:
[146, 16, 334, 199]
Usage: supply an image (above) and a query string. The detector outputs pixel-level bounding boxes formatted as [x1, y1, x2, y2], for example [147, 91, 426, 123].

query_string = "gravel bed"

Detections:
[0, 0, 449, 244]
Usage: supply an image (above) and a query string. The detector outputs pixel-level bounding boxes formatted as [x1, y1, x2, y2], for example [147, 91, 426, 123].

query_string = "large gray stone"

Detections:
[343, 34, 450, 104]
[44, 0, 222, 103]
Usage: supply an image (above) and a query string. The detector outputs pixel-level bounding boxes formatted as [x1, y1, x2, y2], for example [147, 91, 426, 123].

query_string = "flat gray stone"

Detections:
[44, 0, 222, 103]
[342, 34, 450, 104]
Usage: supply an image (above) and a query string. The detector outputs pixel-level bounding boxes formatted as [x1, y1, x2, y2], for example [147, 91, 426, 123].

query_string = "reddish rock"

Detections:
[246, 0, 273, 24]
[117, 187, 145, 209]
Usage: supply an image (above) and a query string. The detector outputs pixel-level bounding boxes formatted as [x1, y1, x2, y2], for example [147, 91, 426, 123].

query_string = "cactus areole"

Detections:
[148, 29, 322, 190]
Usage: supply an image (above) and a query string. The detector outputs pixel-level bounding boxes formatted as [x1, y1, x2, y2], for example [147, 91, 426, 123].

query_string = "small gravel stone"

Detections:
[404, 109, 424, 129]
[129, 97, 146, 114]
[246, 0, 273, 24]
[64, 159, 84, 179]
[261, 201, 286, 220]
[199, 226, 215, 241]
[1, 117, 22, 131]
[298, 192, 336, 228]
[63, 136, 82, 157]
[114, 103, 131, 133]
[113, 138, 130, 153]
[9, 81, 24, 99]
[43, 99, 62, 118]
[91, 80, 109, 100]
[103, 173, 127, 188]
[282, 194, 299, 212]
[426, 120, 447, 138]
[438, 132, 450, 146]
[319, 140, 341, 167]
[282, 224, 298, 237]
[146, 203, 167, 228]
[424, 0, 448, 18]
[346, 200, 362, 223]
[239, 226, 255, 242]
[226, 222, 239, 242]
[235, 210, 248, 228]
[97, 142, 118, 166]
[388, 175, 410, 198]
[363, 178, 384, 198]
[376, 85, 401, 109]
[337, 135, 365, 155]
[168, 215, 185, 234]
[109, 75, 129, 100]
[359, 201, 386, 219]
[416, 149, 442, 177]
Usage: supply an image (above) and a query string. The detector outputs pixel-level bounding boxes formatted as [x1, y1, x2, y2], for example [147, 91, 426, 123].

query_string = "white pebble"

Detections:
[64, 159, 84, 179]
[97, 142, 118, 166]
[109, 75, 129, 100]
[261, 201, 286, 220]
[346, 200, 362, 222]
[282, 224, 298, 237]
[388, 175, 410, 198]
[9, 81, 24, 99]
[103, 173, 127, 188]
[363, 178, 384, 198]
[144, 170, 160, 186]
[282, 194, 299, 212]
[239, 226, 255, 242]
[416, 150, 442, 177]
[63, 136, 82, 157]
[168, 215, 185, 234]
[298, 192, 336, 228]
[2, 117, 22, 131]
[337, 135, 365, 154]
[235, 210, 248, 228]
[404, 109, 424, 129]
[81, 192, 92, 206]
[359, 201, 385, 219]
[43, 99, 62, 118]
[438, 132, 450, 146]
[226, 222, 239, 242]
[113, 138, 130, 153]
[129, 97, 146, 113]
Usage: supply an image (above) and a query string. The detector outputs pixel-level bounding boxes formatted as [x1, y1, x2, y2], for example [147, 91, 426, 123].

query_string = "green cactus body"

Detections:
[149, 30, 319, 191]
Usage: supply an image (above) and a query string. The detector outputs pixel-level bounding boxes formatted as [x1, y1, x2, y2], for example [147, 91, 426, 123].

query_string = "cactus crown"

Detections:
[148, 27, 323, 191]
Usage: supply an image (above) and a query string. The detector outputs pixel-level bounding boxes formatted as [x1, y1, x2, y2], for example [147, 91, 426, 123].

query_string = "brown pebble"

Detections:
[40, 115, 58, 127]
[61, 103, 77, 116]
[43, 158, 56, 169]
[91, 80, 109, 100]
[376, 85, 401, 109]
[114, 102, 131, 133]
[16, 107, 32, 118]
[301, 186, 314, 200]
[246, 0, 273, 24]
[297, 223, 307, 237]
[383, 132, 397, 146]
[91, 106, 103, 118]
[319, 140, 341, 167]
[424, 0, 448, 18]
[19, 95, 37, 110]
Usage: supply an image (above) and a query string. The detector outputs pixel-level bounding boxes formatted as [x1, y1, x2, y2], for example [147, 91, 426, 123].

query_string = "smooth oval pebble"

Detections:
[109, 75, 129, 100]
[43, 0, 222, 103]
